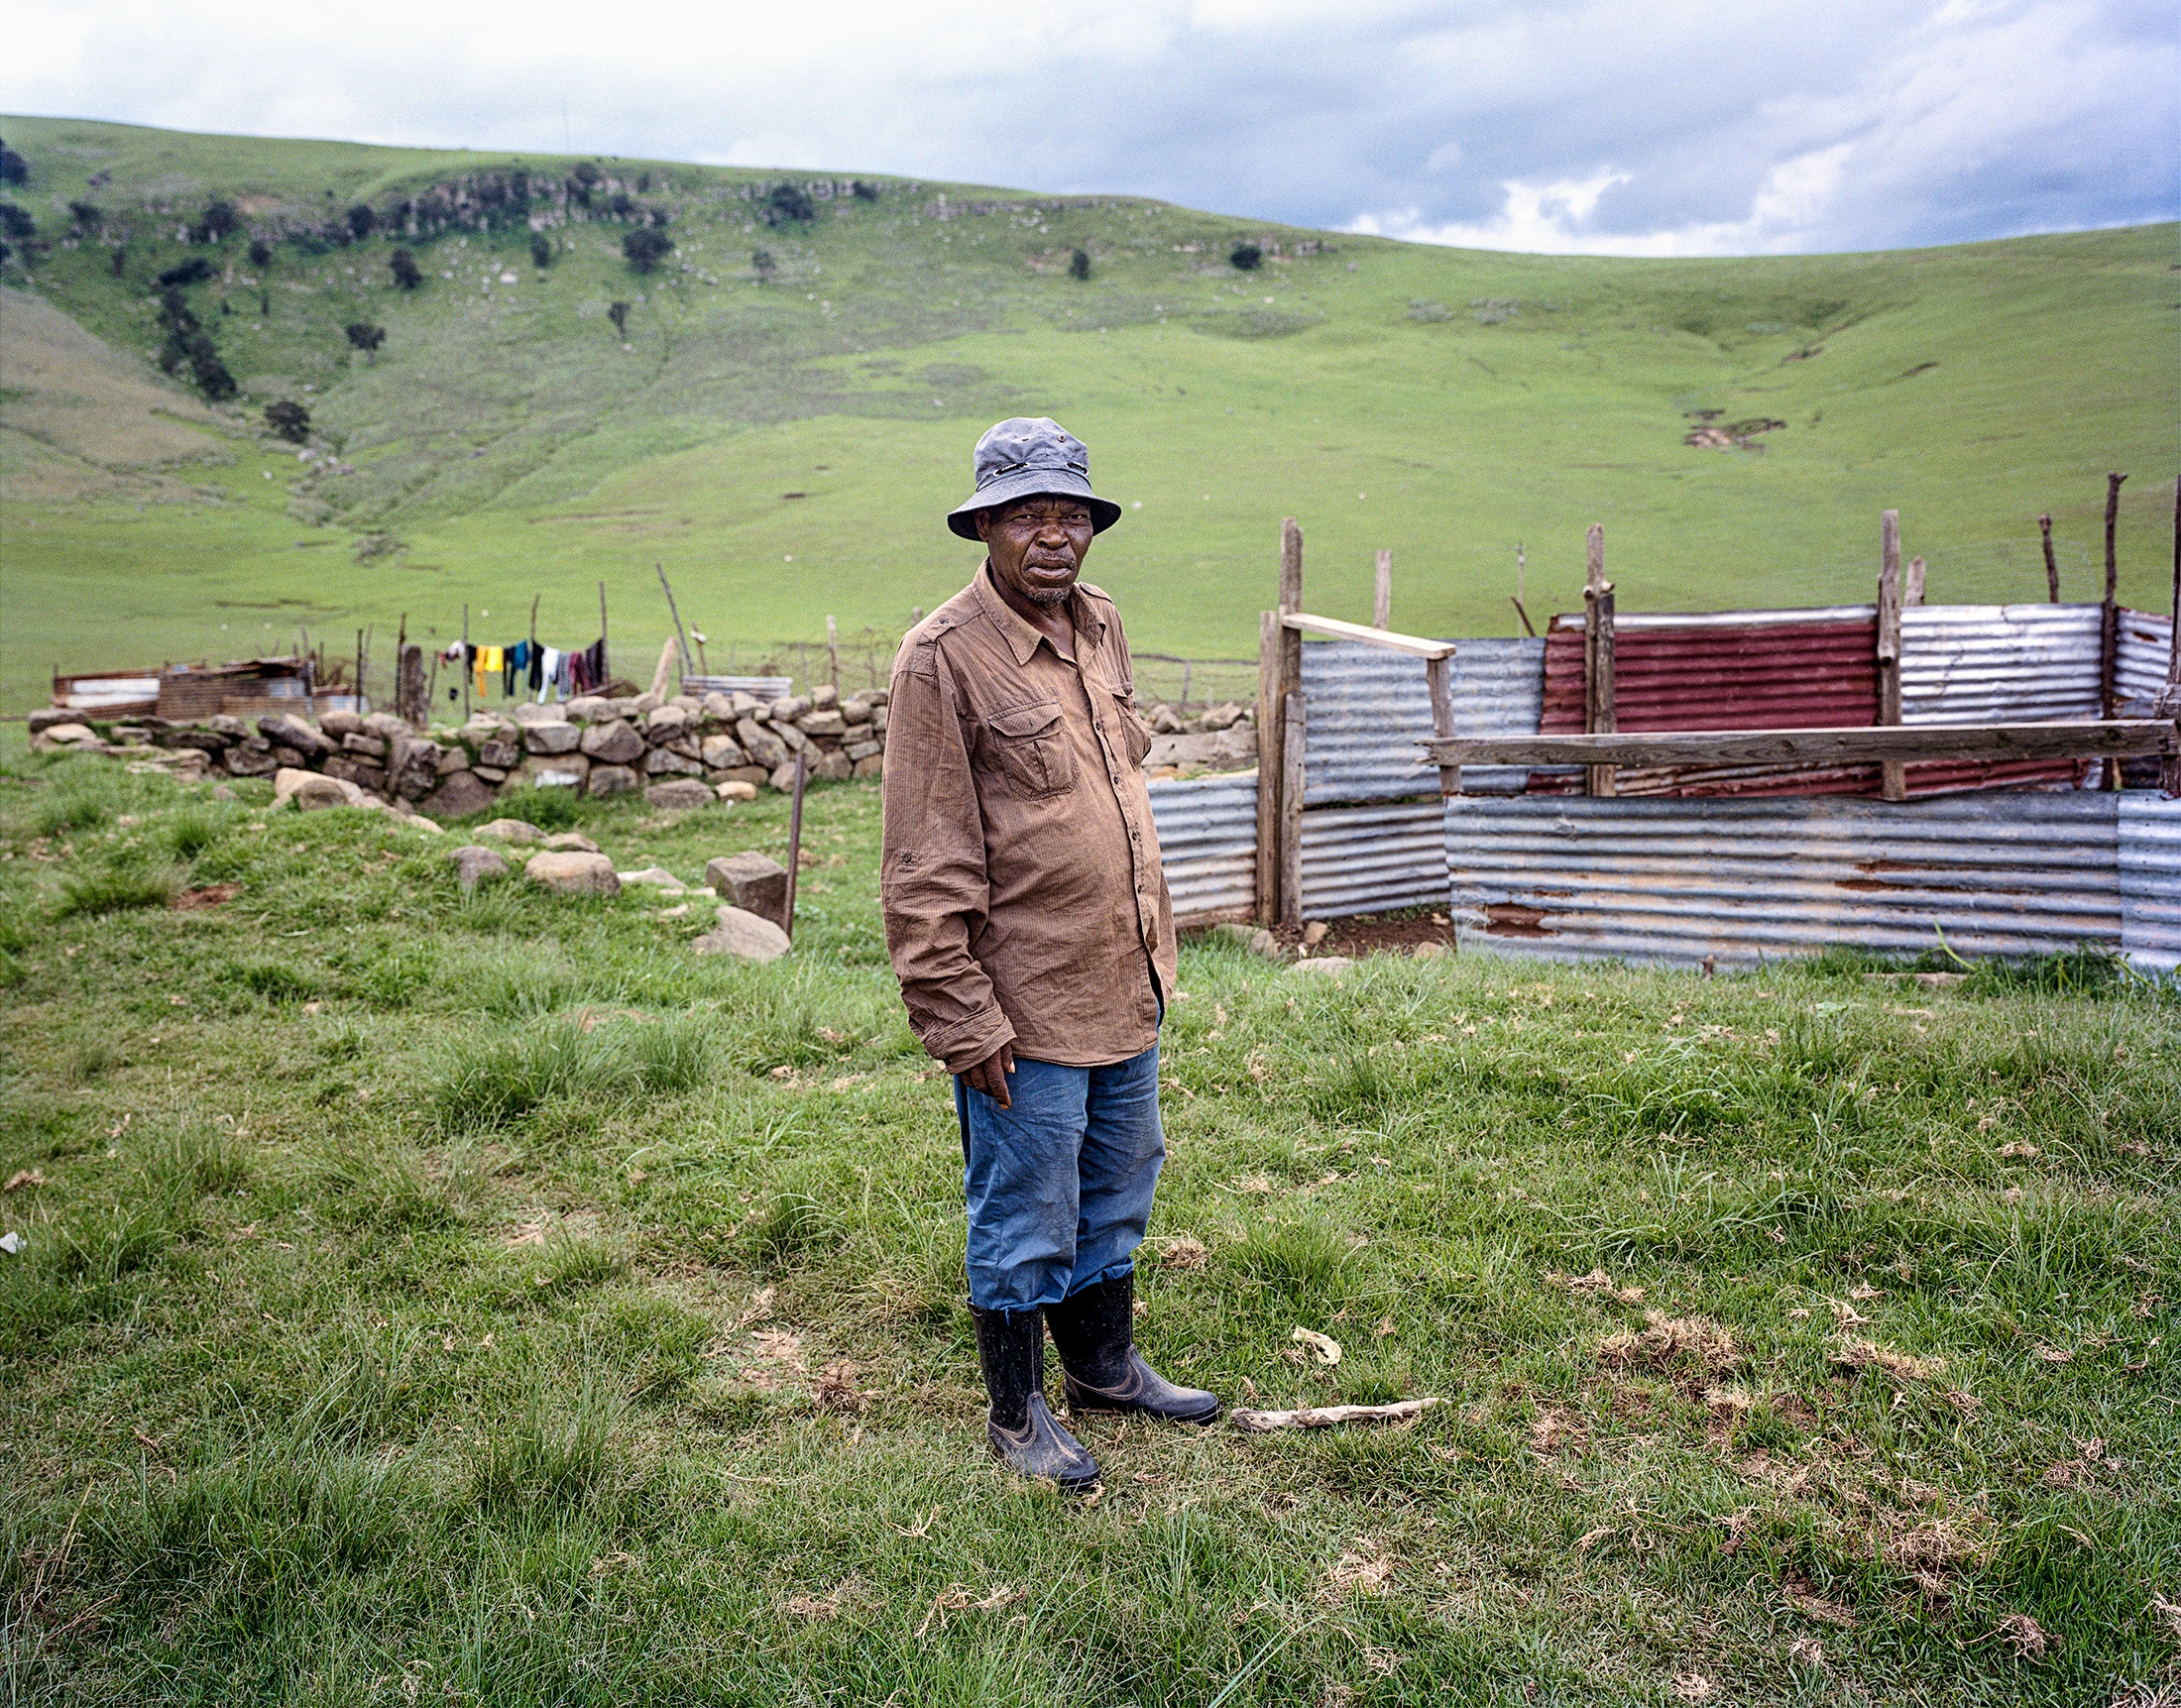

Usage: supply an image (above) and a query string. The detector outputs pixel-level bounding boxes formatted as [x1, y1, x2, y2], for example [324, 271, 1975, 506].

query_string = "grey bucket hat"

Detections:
[946, 416, 1122, 540]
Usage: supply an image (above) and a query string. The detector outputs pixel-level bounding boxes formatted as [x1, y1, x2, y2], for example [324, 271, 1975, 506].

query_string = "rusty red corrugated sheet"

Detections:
[1536, 614, 1880, 797]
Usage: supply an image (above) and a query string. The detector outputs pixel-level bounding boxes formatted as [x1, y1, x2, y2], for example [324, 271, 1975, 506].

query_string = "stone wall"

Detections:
[28, 683, 891, 817]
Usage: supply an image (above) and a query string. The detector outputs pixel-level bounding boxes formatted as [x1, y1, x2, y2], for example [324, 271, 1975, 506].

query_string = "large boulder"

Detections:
[736, 718, 790, 769]
[320, 710, 365, 739]
[520, 753, 590, 790]
[565, 695, 612, 724]
[644, 778, 714, 811]
[224, 741, 279, 777]
[363, 712, 412, 741]
[447, 845, 510, 890]
[523, 721, 582, 755]
[692, 904, 790, 963]
[258, 715, 333, 758]
[812, 749, 853, 782]
[27, 708, 79, 736]
[420, 770, 499, 821]
[645, 705, 691, 740]
[643, 746, 704, 777]
[700, 733, 747, 768]
[511, 703, 568, 727]
[586, 764, 641, 799]
[580, 720, 645, 764]
[706, 852, 789, 930]
[797, 710, 848, 740]
[476, 739, 521, 769]
[323, 754, 388, 793]
[387, 737, 443, 801]
[34, 723, 100, 750]
[523, 851, 620, 895]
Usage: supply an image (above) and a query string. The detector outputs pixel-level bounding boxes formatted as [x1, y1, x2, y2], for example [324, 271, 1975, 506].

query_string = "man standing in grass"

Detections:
[881, 417, 1219, 1489]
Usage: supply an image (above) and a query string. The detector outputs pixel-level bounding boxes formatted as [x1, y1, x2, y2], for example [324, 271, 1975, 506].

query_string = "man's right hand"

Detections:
[960, 1043, 1016, 1109]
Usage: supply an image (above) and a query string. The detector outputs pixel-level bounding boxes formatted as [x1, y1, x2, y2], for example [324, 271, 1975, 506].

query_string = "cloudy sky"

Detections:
[5, 0, 2173, 255]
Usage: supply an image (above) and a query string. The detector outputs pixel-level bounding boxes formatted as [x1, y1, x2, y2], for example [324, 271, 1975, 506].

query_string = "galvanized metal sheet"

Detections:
[1299, 801, 1448, 920]
[1446, 792, 2122, 968]
[2120, 792, 2181, 972]
[1300, 637, 1545, 804]
[2116, 610, 2175, 717]
[684, 674, 796, 702]
[1899, 604, 2102, 725]
[1148, 770, 1258, 925]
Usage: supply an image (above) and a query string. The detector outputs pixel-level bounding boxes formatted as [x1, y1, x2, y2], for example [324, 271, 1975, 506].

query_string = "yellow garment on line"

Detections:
[474, 645, 503, 698]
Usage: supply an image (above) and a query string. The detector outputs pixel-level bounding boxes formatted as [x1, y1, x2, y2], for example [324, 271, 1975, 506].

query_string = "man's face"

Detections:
[976, 496, 1094, 608]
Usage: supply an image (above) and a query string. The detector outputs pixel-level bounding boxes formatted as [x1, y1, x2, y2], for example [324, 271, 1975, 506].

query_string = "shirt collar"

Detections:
[974, 562, 1103, 667]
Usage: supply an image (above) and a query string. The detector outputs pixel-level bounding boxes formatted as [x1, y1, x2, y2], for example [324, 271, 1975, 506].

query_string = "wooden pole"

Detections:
[827, 614, 839, 688]
[656, 561, 694, 676]
[1879, 509, 1905, 801]
[1373, 548, 1392, 630]
[354, 627, 365, 713]
[1426, 650, 1459, 797]
[2039, 514, 2060, 602]
[461, 605, 471, 719]
[2102, 473, 2125, 789]
[784, 749, 808, 941]
[598, 580, 610, 683]
[1582, 523, 1615, 798]
[1279, 688, 1306, 930]
[1905, 555, 1925, 608]
[1254, 609, 1281, 925]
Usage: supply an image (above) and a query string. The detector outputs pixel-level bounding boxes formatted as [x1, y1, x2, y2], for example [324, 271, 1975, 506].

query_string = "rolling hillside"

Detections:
[1, 115, 2175, 710]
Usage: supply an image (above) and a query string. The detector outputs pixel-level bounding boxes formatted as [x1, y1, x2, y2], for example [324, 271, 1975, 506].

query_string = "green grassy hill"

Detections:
[2, 115, 2175, 709]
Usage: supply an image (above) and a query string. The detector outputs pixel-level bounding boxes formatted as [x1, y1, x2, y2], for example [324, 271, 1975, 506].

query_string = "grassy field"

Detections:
[2, 115, 2178, 713]
[1, 753, 2175, 1704]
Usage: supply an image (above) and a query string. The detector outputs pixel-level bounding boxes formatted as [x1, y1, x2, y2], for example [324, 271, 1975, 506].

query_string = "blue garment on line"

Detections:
[954, 1041, 1165, 1312]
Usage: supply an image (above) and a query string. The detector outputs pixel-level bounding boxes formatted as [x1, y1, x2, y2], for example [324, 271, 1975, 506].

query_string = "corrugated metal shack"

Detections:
[52, 658, 315, 721]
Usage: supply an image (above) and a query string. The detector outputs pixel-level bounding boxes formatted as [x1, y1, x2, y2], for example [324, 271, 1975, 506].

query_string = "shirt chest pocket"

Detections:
[982, 700, 1078, 799]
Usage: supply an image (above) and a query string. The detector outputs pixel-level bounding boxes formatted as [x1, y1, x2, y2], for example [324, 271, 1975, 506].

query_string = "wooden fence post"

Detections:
[1879, 509, 1905, 801]
[1280, 688, 1306, 930]
[1426, 651, 1459, 798]
[1905, 556, 1925, 608]
[826, 615, 839, 688]
[461, 604, 471, 720]
[1374, 548, 1392, 630]
[599, 580, 610, 682]
[2039, 514, 2059, 602]
[1254, 610, 1281, 925]
[2163, 474, 2180, 797]
[2101, 474, 2126, 790]
[1582, 523, 1615, 798]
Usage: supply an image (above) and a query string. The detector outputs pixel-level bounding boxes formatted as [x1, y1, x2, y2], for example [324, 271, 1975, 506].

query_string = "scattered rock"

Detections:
[523, 850, 621, 895]
[27, 708, 78, 736]
[618, 865, 684, 890]
[212, 783, 238, 802]
[33, 723, 98, 749]
[1292, 956, 1352, 976]
[645, 778, 714, 810]
[716, 780, 758, 802]
[448, 845, 510, 890]
[692, 903, 791, 962]
[769, 760, 800, 793]
[1302, 921, 1328, 947]
[475, 818, 545, 844]
[587, 764, 641, 798]
[542, 832, 599, 853]
[707, 852, 790, 929]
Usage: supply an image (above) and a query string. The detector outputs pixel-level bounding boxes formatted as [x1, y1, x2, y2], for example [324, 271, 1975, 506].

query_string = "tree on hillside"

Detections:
[67, 200, 101, 233]
[155, 285, 236, 399]
[110, 247, 126, 278]
[197, 199, 238, 242]
[751, 249, 776, 281]
[345, 321, 387, 364]
[623, 227, 673, 274]
[389, 247, 421, 289]
[247, 238, 272, 268]
[763, 183, 814, 225]
[529, 232, 553, 269]
[852, 180, 877, 201]
[634, 171, 651, 193]
[157, 256, 212, 287]
[569, 161, 600, 209]
[0, 141, 27, 185]
[1229, 242, 1262, 271]
[1069, 247, 1090, 281]
[347, 203, 378, 240]
[265, 400, 311, 443]
[607, 300, 630, 340]
[0, 203, 35, 241]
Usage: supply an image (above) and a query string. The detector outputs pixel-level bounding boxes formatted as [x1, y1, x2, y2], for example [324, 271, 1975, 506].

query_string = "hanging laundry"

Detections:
[474, 644, 503, 701]
[537, 646, 564, 704]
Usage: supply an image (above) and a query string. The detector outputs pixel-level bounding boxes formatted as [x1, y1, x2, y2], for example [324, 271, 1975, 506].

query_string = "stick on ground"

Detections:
[1228, 1398, 1443, 1432]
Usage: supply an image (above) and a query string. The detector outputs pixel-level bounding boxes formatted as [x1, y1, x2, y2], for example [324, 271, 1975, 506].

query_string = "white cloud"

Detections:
[0, 0, 2170, 255]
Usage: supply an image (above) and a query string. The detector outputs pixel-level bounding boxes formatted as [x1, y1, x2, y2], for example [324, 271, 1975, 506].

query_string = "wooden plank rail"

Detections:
[1279, 612, 1455, 660]
[1420, 720, 2179, 775]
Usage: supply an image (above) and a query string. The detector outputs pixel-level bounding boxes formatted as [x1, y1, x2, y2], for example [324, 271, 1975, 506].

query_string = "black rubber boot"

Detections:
[972, 1306, 1100, 1489]
[1046, 1272, 1220, 1423]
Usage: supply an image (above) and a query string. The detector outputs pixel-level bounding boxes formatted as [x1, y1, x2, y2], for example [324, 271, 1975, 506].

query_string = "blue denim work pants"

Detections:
[955, 1042, 1165, 1313]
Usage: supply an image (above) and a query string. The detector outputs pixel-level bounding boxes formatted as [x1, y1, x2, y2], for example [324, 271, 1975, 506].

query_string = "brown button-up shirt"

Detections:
[880, 566, 1178, 1074]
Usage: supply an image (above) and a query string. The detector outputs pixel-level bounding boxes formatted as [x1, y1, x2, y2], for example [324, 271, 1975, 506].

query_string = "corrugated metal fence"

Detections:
[2120, 794, 2181, 971]
[1146, 771, 1258, 926]
[1446, 793, 2127, 968]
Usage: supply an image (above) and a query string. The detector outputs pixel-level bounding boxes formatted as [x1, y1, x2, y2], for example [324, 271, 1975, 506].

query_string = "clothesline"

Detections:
[437, 637, 609, 704]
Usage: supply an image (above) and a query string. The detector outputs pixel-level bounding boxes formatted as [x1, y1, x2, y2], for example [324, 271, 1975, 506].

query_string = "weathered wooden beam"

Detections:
[1879, 509, 1905, 801]
[1425, 651, 1458, 798]
[1254, 610, 1280, 926]
[1583, 523, 1615, 798]
[1277, 612, 1454, 660]
[1374, 548, 1393, 631]
[1279, 688, 1306, 930]
[1420, 721, 2179, 773]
